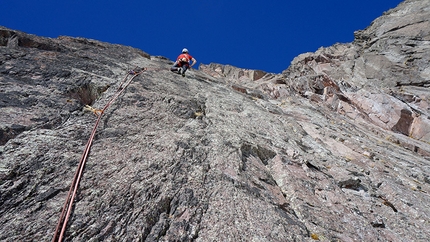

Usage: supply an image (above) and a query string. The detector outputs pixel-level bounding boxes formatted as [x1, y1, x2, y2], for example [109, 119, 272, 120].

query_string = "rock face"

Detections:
[1, 1, 430, 241]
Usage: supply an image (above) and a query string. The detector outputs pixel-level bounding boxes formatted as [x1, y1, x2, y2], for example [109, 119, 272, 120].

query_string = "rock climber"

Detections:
[170, 48, 197, 77]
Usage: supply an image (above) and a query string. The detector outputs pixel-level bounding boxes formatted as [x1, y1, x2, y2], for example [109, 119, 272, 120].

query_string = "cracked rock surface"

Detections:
[1, 1, 430, 241]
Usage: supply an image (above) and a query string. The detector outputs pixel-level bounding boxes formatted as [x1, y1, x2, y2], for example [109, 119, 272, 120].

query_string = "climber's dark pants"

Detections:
[170, 61, 189, 73]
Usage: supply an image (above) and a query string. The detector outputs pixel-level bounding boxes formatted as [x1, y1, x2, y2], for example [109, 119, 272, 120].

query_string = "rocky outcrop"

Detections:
[199, 63, 269, 82]
[1, 0, 430, 241]
[204, 0, 430, 146]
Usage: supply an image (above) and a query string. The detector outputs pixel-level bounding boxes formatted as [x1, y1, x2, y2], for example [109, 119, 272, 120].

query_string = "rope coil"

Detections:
[52, 68, 146, 242]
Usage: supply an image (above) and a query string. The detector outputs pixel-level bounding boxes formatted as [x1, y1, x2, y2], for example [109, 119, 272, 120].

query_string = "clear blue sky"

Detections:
[1, 0, 403, 73]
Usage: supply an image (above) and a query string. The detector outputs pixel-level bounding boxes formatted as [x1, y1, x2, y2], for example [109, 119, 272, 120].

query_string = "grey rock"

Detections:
[1, 1, 430, 241]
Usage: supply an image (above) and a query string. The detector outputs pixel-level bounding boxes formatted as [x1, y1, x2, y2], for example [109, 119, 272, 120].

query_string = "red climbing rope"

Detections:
[52, 68, 146, 242]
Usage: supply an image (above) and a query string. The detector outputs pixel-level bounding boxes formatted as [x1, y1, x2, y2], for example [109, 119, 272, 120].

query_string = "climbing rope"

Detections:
[52, 68, 146, 242]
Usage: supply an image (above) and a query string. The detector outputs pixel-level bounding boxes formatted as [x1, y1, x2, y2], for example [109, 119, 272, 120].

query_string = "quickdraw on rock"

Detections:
[52, 67, 146, 242]
[83, 104, 103, 116]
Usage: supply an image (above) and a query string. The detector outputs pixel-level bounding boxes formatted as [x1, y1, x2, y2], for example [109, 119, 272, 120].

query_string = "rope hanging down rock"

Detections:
[52, 68, 146, 242]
